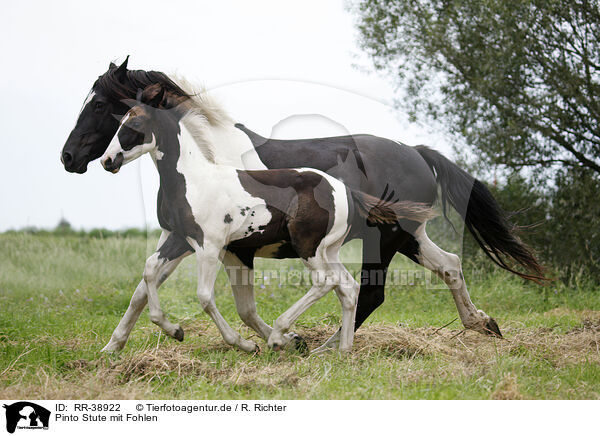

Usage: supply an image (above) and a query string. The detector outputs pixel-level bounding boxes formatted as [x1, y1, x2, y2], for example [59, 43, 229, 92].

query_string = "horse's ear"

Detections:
[142, 83, 165, 107]
[114, 55, 129, 82]
[109, 62, 117, 69]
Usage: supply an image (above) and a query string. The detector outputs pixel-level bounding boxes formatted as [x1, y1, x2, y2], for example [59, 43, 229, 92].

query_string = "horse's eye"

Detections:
[94, 101, 105, 112]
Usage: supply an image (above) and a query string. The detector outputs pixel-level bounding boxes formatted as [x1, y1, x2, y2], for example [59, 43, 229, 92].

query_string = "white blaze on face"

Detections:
[101, 134, 123, 170]
[101, 110, 157, 170]
[120, 111, 132, 125]
[78, 90, 96, 116]
[117, 111, 158, 163]
[118, 111, 132, 132]
[100, 112, 130, 167]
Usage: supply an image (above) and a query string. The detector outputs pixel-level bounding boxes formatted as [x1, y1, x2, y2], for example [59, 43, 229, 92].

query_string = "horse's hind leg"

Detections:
[223, 250, 307, 350]
[268, 233, 359, 352]
[267, 247, 336, 351]
[102, 231, 191, 352]
[402, 224, 502, 337]
[354, 229, 401, 330]
[326, 243, 360, 351]
[317, 227, 398, 352]
[222, 251, 272, 341]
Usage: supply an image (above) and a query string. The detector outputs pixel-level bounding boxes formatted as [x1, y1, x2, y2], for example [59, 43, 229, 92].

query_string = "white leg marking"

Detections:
[222, 251, 273, 341]
[268, 234, 358, 352]
[102, 231, 189, 352]
[326, 243, 359, 352]
[414, 224, 492, 333]
[268, 271, 335, 350]
[190, 241, 257, 353]
[311, 240, 359, 354]
[101, 279, 149, 352]
[144, 253, 185, 338]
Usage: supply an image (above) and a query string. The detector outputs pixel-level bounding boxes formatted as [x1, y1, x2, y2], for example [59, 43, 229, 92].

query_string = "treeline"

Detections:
[4, 221, 162, 239]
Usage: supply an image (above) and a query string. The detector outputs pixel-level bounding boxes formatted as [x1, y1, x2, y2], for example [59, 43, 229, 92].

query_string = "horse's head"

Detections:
[61, 57, 131, 173]
[61, 57, 191, 173]
[101, 84, 171, 173]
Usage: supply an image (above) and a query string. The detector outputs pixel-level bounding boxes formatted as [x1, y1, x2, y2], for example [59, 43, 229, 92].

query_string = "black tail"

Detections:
[350, 189, 436, 225]
[414, 145, 547, 282]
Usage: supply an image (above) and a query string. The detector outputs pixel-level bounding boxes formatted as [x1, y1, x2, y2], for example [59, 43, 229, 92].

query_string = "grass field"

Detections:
[1, 232, 599, 399]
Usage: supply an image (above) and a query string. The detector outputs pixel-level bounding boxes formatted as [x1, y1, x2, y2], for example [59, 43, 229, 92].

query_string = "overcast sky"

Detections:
[0, 0, 451, 231]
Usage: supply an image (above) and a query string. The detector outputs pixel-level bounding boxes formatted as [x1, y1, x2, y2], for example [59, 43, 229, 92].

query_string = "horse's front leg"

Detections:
[102, 231, 192, 352]
[190, 241, 258, 353]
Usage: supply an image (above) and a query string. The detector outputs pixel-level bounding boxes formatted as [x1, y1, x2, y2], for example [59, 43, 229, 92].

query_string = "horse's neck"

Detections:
[167, 75, 265, 169]
[178, 121, 214, 170]
[152, 120, 215, 196]
[184, 115, 266, 170]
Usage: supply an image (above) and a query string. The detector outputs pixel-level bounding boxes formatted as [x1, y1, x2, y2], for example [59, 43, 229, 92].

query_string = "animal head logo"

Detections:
[2, 402, 50, 434]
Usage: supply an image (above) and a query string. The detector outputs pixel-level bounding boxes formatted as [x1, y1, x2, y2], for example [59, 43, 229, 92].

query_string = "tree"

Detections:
[351, 0, 600, 277]
[351, 0, 600, 176]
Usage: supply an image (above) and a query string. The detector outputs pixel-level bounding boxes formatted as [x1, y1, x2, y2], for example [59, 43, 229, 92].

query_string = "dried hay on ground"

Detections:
[1, 316, 598, 399]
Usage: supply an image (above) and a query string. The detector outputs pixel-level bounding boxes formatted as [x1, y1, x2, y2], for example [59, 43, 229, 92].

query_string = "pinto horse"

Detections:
[62, 58, 545, 352]
[99, 84, 435, 352]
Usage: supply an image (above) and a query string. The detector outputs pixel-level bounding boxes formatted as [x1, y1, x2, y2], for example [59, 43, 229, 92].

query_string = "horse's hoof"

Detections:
[484, 318, 503, 338]
[173, 326, 185, 342]
[291, 334, 309, 355]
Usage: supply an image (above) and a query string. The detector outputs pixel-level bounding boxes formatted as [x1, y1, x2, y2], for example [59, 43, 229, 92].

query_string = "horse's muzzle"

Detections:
[102, 152, 124, 174]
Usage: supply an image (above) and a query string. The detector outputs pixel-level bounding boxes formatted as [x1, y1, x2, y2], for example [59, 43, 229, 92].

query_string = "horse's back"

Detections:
[235, 125, 437, 204]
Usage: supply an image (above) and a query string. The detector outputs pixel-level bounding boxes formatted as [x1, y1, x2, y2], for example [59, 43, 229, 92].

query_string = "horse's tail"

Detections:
[414, 145, 547, 282]
[350, 189, 436, 226]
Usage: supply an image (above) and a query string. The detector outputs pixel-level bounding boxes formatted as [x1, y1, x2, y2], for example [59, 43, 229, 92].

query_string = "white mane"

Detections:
[170, 74, 233, 126]
[169, 74, 235, 164]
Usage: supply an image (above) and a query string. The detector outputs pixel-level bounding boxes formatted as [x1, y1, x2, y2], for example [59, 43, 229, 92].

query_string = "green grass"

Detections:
[0, 232, 599, 399]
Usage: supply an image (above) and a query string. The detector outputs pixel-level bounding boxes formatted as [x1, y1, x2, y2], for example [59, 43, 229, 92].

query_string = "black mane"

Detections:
[94, 67, 189, 102]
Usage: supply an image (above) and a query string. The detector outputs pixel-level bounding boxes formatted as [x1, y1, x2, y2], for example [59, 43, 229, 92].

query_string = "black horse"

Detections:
[61, 58, 545, 351]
